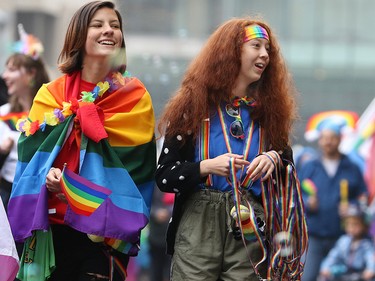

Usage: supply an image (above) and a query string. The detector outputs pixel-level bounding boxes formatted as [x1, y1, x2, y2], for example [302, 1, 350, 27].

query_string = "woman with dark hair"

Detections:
[156, 18, 307, 280]
[8, 1, 155, 280]
[0, 46, 50, 211]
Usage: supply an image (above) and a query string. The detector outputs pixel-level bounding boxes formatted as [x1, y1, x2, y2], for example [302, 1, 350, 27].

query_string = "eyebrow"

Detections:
[90, 19, 120, 24]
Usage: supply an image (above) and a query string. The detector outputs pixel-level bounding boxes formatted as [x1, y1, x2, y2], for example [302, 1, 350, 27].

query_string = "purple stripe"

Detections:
[64, 198, 148, 243]
[7, 186, 49, 242]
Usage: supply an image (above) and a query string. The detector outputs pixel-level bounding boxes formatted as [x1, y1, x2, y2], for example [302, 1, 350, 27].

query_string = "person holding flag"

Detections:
[7, 1, 156, 280]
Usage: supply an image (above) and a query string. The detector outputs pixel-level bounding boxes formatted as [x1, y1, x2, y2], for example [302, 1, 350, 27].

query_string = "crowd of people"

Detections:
[0, 1, 374, 281]
[298, 118, 375, 281]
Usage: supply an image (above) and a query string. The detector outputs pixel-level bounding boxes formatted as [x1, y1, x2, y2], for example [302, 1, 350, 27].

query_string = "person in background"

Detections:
[300, 121, 368, 281]
[7, 1, 156, 281]
[318, 204, 375, 281]
[0, 25, 50, 211]
[155, 17, 307, 280]
[148, 189, 173, 281]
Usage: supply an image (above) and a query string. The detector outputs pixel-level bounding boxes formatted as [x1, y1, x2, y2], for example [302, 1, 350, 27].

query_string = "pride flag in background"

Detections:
[60, 166, 112, 216]
[301, 179, 317, 196]
[0, 112, 27, 131]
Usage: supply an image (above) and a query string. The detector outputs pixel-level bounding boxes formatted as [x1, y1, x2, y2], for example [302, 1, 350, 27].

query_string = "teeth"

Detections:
[99, 41, 115, 45]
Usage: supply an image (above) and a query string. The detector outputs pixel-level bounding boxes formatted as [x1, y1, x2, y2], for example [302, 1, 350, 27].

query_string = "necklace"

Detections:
[16, 71, 130, 136]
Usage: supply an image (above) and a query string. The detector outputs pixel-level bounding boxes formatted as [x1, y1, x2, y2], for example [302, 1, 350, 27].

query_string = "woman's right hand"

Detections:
[46, 167, 67, 203]
[200, 153, 250, 177]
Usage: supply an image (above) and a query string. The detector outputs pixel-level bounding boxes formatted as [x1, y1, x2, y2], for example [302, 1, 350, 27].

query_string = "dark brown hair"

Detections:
[158, 17, 298, 151]
[6, 53, 49, 112]
[58, 1, 126, 74]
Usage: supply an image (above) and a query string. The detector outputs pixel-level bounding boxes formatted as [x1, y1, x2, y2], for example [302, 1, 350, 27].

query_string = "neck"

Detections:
[81, 58, 111, 84]
[323, 151, 341, 160]
[231, 80, 249, 98]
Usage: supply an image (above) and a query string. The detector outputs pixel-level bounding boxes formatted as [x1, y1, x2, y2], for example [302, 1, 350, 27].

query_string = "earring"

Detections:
[29, 78, 35, 88]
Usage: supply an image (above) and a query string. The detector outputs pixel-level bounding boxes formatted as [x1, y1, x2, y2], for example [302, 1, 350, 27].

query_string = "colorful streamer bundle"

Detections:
[261, 162, 308, 280]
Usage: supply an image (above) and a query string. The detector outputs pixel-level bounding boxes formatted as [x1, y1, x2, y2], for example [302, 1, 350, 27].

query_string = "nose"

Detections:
[103, 24, 114, 35]
[260, 47, 269, 59]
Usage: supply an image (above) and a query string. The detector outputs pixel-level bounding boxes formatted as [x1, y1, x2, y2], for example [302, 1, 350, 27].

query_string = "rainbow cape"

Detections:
[8, 71, 156, 256]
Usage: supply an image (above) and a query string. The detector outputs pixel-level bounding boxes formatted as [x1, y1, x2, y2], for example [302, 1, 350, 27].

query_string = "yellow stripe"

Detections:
[28, 83, 61, 122]
[105, 91, 155, 147]
[63, 182, 100, 209]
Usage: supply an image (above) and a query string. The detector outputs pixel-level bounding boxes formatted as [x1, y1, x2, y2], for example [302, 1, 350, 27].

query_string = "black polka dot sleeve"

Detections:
[155, 134, 203, 194]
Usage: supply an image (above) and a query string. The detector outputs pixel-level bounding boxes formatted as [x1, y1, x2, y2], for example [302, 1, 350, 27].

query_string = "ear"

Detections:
[28, 67, 37, 79]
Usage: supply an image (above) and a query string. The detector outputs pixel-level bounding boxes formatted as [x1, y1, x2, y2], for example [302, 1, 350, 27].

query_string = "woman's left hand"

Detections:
[246, 154, 275, 182]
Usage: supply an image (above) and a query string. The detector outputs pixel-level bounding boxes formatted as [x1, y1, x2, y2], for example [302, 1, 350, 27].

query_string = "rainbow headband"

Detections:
[244, 25, 269, 42]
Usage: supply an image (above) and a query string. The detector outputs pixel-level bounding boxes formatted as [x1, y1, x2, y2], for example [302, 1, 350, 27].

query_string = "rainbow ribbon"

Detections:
[262, 162, 308, 280]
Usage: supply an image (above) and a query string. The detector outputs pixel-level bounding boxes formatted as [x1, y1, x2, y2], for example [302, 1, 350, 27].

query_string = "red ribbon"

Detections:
[76, 103, 108, 143]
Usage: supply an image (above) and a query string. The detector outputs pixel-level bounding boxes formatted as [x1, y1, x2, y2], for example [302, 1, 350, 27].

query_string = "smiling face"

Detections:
[2, 58, 34, 97]
[84, 7, 123, 61]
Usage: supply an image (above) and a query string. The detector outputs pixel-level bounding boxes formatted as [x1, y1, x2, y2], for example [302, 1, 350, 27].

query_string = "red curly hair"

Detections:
[158, 17, 298, 151]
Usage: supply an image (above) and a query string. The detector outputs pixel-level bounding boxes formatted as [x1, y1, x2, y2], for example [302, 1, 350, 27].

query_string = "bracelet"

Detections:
[268, 150, 281, 165]
[261, 152, 276, 168]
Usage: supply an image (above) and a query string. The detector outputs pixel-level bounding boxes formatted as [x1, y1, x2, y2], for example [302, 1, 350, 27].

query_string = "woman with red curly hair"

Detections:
[156, 17, 305, 280]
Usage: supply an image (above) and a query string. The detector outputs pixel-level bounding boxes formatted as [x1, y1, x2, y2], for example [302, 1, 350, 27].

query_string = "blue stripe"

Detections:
[11, 145, 62, 198]
[79, 152, 153, 216]
[63, 171, 110, 200]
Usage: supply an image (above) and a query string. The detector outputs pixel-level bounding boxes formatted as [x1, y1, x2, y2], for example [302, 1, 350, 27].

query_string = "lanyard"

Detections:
[199, 105, 264, 188]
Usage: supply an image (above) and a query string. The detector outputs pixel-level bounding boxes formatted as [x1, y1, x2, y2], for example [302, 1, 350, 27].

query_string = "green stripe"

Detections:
[17, 116, 74, 163]
[86, 137, 156, 185]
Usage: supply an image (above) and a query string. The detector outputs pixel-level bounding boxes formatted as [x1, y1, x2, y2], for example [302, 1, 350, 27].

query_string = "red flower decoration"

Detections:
[69, 98, 79, 113]
[29, 120, 40, 135]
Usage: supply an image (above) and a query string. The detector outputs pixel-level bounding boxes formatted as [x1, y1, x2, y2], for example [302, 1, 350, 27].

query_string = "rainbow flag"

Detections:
[301, 179, 317, 196]
[305, 110, 359, 142]
[0, 112, 27, 131]
[8, 71, 156, 256]
[60, 167, 112, 216]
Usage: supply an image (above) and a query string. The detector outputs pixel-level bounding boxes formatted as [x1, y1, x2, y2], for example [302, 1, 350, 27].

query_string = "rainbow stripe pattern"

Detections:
[0, 112, 28, 131]
[244, 25, 269, 42]
[305, 110, 359, 142]
[301, 179, 317, 196]
[8, 71, 156, 256]
[60, 167, 112, 216]
[230, 205, 256, 242]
